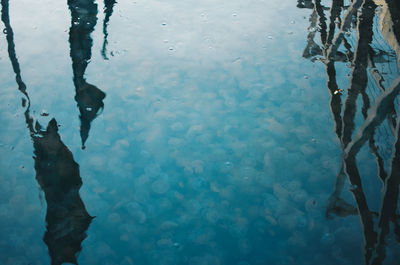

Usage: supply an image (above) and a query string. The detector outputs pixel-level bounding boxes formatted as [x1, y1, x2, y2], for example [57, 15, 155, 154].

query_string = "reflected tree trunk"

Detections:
[68, 0, 106, 149]
[1, 1, 93, 264]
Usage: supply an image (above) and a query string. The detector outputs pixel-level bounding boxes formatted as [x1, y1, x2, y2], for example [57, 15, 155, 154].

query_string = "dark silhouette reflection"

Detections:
[297, 0, 314, 9]
[1, 1, 93, 264]
[101, 0, 117, 60]
[68, 0, 106, 149]
[0, 0, 26, 98]
[299, 0, 400, 264]
[26, 114, 94, 265]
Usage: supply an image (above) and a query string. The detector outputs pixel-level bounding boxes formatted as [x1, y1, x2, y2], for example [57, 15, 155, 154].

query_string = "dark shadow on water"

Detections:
[298, 0, 400, 264]
[1, 1, 93, 264]
[68, 0, 106, 150]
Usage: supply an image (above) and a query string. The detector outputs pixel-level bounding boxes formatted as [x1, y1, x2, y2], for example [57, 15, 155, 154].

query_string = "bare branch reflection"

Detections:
[299, 0, 400, 264]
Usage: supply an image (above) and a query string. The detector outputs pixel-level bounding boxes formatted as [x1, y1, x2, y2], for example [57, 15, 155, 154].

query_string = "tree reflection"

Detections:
[1, 1, 93, 264]
[25, 113, 94, 265]
[68, 0, 106, 149]
[299, 0, 400, 264]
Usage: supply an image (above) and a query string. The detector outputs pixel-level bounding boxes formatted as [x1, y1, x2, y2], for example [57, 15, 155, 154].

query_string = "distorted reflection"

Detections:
[1, 1, 93, 264]
[0, 0, 26, 97]
[2, 0, 400, 264]
[68, 0, 106, 149]
[101, 0, 116, 60]
[26, 114, 94, 265]
[299, 0, 400, 264]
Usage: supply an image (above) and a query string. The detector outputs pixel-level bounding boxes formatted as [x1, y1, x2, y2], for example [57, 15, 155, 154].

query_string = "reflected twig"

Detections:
[101, 0, 116, 60]
[0, 0, 27, 101]
[326, 0, 364, 62]
[343, 76, 400, 265]
[310, 0, 360, 219]
[369, 116, 400, 264]
[303, 9, 322, 59]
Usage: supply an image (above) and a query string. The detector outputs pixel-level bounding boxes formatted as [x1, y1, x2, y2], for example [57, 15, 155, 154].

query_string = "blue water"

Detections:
[0, 0, 400, 264]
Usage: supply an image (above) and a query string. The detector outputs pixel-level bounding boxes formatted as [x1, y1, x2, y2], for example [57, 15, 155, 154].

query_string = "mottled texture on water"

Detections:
[0, 0, 400, 264]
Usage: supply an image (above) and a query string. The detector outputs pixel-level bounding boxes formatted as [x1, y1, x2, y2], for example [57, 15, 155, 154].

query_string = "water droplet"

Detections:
[40, 110, 49, 116]
[232, 13, 237, 17]
[86, 107, 92, 111]
[161, 22, 167, 26]
[169, 47, 174, 51]
[3, 28, 7, 34]
[304, 75, 309, 79]
[290, 20, 295, 24]
[267, 35, 273, 39]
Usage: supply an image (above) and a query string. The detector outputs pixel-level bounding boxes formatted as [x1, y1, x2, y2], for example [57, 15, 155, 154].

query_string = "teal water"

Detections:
[0, 0, 400, 264]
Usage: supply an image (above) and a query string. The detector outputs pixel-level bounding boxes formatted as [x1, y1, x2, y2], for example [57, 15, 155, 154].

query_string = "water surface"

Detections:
[0, 0, 400, 264]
